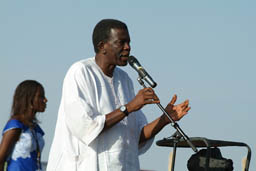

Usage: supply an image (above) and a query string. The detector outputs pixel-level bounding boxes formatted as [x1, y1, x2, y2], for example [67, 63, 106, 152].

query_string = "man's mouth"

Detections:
[119, 54, 129, 58]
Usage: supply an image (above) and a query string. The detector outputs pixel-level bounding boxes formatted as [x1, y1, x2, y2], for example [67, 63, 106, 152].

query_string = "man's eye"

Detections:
[118, 41, 124, 45]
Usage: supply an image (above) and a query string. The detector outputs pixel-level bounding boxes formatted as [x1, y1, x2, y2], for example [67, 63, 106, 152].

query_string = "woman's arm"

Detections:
[0, 129, 21, 171]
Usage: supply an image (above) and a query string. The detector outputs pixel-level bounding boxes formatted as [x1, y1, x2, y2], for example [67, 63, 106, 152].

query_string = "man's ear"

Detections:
[97, 41, 106, 54]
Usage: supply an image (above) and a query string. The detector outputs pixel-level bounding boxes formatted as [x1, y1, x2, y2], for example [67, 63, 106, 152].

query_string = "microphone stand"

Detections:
[137, 77, 198, 170]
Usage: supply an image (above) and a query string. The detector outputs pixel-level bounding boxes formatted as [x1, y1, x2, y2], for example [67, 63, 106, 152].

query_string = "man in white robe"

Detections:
[47, 19, 190, 171]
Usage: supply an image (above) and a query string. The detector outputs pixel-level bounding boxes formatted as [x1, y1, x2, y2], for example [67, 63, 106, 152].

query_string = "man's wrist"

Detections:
[120, 105, 129, 116]
[162, 114, 171, 125]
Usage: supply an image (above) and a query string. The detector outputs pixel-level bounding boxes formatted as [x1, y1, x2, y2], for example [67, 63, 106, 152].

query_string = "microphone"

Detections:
[128, 56, 157, 88]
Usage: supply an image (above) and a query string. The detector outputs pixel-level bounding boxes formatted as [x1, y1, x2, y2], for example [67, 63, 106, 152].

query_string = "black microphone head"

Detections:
[128, 55, 157, 88]
[128, 55, 141, 68]
[128, 55, 135, 63]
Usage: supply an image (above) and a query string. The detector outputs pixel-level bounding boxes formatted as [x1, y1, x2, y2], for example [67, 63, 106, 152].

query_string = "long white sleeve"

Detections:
[63, 62, 105, 145]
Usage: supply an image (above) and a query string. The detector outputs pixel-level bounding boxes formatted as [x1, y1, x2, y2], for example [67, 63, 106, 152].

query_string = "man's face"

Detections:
[103, 28, 131, 66]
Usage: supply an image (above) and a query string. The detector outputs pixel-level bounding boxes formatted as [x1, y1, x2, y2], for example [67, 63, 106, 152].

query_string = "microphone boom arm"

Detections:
[137, 76, 198, 153]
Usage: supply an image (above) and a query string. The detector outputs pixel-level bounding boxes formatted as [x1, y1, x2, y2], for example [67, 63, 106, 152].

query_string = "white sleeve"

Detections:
[63, 65, 105, 146]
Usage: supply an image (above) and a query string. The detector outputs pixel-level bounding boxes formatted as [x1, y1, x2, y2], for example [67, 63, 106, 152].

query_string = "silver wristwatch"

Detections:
[120, 105, 129, 116]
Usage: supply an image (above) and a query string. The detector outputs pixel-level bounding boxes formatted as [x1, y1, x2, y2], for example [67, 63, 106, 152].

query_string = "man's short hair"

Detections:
[92, 19, 128, 53]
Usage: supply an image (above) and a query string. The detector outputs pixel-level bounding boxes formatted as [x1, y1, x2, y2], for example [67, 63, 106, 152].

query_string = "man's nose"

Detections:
[124, 42, 130, 51]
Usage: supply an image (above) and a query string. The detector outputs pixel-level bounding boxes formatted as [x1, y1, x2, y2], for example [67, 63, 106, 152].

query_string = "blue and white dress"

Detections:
[2, 119, 45, 171]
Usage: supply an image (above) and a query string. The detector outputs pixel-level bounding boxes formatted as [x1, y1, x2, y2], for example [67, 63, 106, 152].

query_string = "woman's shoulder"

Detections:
[2, 119, 27, 134]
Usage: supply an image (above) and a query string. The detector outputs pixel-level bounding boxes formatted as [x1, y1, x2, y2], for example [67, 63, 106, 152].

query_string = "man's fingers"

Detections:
[144, 99, 160, 104]
[170, 94, 177, 105]
[185, 107, 191, 112]
[181, 100, 189, 108]
[144, 87, 153, 93]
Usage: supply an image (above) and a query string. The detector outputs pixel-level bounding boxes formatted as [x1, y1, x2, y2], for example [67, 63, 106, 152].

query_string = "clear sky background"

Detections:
[1, 0, 255, 170]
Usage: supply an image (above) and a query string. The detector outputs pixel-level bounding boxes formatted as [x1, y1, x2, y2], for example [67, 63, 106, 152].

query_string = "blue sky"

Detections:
[1, 0, 255, 170]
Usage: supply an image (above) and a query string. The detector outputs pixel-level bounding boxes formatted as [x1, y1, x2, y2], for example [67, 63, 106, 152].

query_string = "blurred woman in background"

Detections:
[0, 80, 47, 171]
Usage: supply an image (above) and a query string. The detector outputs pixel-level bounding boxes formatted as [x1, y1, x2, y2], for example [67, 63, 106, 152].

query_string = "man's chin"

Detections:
[118, 60, 128, 67]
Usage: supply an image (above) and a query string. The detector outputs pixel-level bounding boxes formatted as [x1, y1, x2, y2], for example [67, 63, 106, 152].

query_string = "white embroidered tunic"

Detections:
[47, 57, 153, 171]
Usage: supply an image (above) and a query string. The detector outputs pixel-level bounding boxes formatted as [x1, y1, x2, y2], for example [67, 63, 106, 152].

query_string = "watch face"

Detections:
[120, 105, 129, 116]
[120, 105, 126, 112]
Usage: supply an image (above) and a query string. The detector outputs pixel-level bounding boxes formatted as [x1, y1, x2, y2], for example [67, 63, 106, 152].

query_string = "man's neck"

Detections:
[95, 54, 116, 77]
